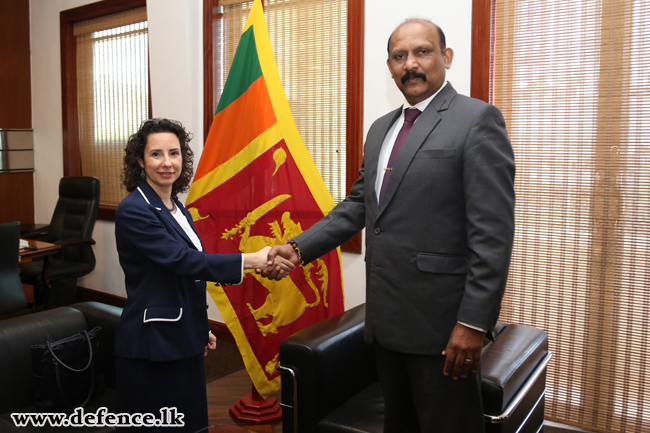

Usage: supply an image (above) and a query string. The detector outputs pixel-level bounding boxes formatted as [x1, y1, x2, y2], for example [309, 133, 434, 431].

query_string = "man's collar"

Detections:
[404, 81, 448, 113]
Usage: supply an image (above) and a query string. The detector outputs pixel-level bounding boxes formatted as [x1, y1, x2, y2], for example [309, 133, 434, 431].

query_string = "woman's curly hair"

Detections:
[122, 118, 194, 196]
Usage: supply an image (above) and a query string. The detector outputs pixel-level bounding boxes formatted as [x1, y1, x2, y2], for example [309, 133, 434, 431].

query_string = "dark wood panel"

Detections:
[471, 0, 491, 103]
[0, 0, 32, 128]
[0, 172, 34, 223]
[204, 0, 219, 138]
[341, 0, 364, 253]
[97, 205, 117, 221]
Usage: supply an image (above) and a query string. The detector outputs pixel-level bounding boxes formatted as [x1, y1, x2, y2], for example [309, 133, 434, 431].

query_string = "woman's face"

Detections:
[138, 132, 182, 194]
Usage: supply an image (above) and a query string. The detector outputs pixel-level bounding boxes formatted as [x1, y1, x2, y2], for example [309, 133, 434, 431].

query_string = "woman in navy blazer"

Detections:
[114, 119, 292, 431]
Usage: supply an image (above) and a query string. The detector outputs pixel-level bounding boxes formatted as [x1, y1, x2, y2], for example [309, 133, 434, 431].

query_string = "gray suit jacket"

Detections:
[294, 84, 515, 355]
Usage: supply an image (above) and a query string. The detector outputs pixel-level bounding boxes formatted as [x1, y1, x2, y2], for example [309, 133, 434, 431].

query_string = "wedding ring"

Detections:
[465, 359, 472, 363]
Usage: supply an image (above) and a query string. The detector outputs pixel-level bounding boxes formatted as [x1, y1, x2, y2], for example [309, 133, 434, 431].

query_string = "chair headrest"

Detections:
[59, 176, 100, 200]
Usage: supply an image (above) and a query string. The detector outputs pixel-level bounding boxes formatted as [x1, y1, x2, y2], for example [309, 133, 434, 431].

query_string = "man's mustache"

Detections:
[401, 71, 427, 84]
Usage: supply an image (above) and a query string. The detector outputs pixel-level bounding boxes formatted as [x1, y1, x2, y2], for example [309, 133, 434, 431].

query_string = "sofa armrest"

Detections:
[71, 302, 122, 389]
[70, 301, 121, 335]
[481, 324, 550, 416]
[278, 304, 375, 433]
[0, 307, 88, 414]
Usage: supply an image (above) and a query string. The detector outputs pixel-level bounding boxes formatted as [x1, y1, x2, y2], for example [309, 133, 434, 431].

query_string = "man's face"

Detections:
[387, 21, 453, 105]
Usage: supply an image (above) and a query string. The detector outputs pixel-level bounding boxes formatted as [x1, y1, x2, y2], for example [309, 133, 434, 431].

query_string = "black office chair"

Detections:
[20, 177, 100, 309]
[0, 221, 28, 317]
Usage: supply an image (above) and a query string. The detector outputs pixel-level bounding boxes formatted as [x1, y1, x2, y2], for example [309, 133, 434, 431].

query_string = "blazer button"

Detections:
[374, 227, 381, 235]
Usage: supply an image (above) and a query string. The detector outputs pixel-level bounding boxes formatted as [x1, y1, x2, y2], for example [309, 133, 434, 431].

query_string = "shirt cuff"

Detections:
[236, 253, 245, 285]
[458, 321, 487, 333]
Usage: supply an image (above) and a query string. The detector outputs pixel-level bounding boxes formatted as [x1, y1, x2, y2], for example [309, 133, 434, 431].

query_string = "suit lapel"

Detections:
[367, 107, 403, 210]
[378, 84, 457, 212]
[138, 181, 197, 249]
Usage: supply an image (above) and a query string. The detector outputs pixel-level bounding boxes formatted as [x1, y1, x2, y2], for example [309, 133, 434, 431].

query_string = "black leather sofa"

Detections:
[0, 301, 122, 432]
[277, 304, 552, 433]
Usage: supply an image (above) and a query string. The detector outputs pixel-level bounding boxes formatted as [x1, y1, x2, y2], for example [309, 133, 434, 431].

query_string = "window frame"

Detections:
[471, 0, 491, 103]
[203, 0, 364, 253]
[60, 0, 150, 221]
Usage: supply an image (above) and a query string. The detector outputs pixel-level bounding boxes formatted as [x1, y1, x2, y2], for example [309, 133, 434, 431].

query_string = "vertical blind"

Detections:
[75, 8, 150, 207]
[492, 1, 650, 431]
[210, 0, 348, 202]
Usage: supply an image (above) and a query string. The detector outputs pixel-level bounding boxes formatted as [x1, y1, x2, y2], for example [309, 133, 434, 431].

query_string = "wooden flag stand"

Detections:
[229, 383, 282, 423]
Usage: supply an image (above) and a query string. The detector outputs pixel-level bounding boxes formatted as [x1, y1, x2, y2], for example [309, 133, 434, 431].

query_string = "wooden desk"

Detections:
[19, 239, 61, 306]
[19, 239, 61, 261]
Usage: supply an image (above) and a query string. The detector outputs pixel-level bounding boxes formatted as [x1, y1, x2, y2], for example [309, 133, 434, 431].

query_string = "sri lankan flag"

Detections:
[186, 0, 344, 399]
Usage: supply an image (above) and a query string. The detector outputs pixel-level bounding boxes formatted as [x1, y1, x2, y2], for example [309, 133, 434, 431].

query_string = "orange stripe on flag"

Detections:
[195, 76, 276, 180]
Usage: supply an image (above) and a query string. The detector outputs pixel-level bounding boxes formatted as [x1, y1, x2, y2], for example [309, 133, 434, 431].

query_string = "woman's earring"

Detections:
[140, 168, 145, 179]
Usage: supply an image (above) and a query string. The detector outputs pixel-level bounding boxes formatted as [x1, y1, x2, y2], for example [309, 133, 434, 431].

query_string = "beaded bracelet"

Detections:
[287, 239, 304, 266]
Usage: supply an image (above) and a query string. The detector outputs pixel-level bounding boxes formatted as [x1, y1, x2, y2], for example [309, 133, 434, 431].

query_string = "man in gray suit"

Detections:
[263, 18, 515, 432]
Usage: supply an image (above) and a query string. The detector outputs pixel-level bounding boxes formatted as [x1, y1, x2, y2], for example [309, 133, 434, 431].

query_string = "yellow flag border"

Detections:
[208, 282, 281, 397]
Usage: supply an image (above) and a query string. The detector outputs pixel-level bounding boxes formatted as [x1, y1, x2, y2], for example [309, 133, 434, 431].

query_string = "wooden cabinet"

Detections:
[0, 0, 34, 224]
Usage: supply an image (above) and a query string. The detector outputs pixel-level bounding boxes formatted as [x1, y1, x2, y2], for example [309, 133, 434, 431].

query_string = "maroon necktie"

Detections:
[379, 108, 422, 205]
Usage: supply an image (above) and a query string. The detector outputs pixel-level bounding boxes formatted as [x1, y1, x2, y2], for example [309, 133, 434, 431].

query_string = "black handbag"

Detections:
[31, 326, 105, 410]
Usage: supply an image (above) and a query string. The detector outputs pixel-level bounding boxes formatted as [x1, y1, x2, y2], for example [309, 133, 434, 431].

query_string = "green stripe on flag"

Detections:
[215, 26, 263, 115]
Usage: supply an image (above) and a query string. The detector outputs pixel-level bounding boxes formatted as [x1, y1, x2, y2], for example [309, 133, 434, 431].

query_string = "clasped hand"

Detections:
[246, 246, 296, 281]
[254, 244, 300, 281]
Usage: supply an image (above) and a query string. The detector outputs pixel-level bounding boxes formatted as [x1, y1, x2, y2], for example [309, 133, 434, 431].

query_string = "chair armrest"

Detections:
[481, 324, 550, 416]
[493, 320, 507, 338]
[53, 237, 96, 247]
[278, 304, 375, 433]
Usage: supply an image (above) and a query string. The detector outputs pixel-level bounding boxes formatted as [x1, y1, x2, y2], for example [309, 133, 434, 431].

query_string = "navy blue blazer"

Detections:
[114, 181, 242, 361]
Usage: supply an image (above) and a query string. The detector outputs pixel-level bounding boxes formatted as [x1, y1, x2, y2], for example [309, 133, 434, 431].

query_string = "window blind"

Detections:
[492, 1, 650, 431]
[75, 7, 149, 207]
[210, 0, 348, 202]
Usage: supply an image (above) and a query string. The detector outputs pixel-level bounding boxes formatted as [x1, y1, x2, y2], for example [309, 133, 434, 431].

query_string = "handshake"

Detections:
[245, 244, 301, 281]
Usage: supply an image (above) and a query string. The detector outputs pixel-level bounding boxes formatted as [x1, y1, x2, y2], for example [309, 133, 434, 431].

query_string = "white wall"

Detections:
[29, 0, 471, 322]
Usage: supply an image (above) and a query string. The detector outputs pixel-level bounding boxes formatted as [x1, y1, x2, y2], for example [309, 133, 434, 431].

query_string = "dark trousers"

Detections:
[374, 343, 485, 433]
